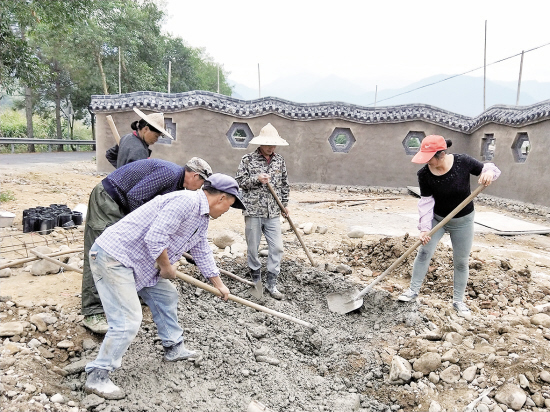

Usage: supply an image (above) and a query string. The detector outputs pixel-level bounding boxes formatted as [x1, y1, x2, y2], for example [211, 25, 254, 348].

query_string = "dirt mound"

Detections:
[67, 259, 426, 412]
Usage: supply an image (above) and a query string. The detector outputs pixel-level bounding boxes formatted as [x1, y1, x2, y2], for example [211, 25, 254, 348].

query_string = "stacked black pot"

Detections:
[22, 204, 83, 234]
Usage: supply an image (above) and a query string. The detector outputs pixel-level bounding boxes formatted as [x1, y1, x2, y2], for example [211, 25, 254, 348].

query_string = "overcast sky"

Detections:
[163, 0, 550, 91]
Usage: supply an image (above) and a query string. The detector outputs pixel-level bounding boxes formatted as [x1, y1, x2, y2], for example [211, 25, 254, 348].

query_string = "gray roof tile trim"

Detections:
[89, 91, 550, 134]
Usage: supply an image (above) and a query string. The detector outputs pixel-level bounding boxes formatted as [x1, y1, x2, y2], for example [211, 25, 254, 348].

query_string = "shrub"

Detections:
[0, 109, 27, 137]
[0, 190, 16, 202]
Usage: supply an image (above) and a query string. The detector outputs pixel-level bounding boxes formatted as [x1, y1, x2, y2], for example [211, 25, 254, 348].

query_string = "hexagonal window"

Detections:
[481, 134, 495, 161]
[226, 122, 253, 148]
[403, 131, 425, 155]
[328, 128, 355, 153]
[511, 132, 531, 163]
[157, 118, 175, 145]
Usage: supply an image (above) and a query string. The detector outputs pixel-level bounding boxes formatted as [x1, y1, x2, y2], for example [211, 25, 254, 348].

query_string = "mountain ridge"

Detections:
[230, 74, 549, 117]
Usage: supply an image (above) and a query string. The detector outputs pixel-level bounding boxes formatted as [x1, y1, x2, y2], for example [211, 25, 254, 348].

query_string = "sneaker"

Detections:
[83, 314, 109, 334]
[164, 342, 197, 362]
[266, 273, 284, 300]
[265, 283, 284, 300]
[84, 368, 126, 400]
[397, 288, 418, 302]
[453, 301, 472, 320]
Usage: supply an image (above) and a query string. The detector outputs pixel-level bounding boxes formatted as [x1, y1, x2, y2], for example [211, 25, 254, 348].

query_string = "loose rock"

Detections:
[494, 384, 526, 411]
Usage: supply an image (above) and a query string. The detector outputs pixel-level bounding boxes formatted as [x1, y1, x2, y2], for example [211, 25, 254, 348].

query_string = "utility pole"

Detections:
[118, 47, 121, 94]
[217, 65, 220, 94]
[516, 50, 524, 106]
[374, 85, 378, 108]
[258, 63, 261, 98]
[483, 20, 487, 111]
[168, 60, 172, 93]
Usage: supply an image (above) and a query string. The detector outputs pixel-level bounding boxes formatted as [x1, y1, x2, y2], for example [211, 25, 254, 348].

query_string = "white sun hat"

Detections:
[248, 123, 289, 146]
[133, 107, 173, 139]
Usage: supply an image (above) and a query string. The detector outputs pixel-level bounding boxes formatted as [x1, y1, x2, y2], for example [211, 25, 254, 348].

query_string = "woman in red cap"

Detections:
[398, 135, 500, 319]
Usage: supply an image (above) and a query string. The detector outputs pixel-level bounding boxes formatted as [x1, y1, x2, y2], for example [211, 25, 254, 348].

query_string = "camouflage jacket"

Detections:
[235, 148, 289, 218]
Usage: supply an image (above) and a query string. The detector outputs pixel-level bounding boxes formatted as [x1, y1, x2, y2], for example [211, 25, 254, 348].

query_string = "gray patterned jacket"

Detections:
[235, 148, 289, 218]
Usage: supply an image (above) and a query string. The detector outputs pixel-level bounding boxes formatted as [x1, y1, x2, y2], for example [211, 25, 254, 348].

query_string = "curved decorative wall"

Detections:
[90, 91, 550, 207]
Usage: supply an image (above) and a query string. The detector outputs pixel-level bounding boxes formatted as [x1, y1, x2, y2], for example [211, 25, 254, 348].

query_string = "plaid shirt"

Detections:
[102, 159, 185, 214]
[95, 190, 217, 291]
[235, 148, 289, 218]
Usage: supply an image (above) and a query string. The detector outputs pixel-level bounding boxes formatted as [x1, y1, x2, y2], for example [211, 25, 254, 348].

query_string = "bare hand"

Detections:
[258, 173, 270, 184]
[209, 276, 230, 301]
[478, 171, 494, 187]
[159, 264, 177, 279]
[419, 231, 431, 245]
[282, 207, 290, 218]
[216, 284, 230, 301]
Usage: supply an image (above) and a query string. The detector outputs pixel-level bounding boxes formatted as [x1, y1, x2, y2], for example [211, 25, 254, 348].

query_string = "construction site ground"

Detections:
[1, 155, 550, 412]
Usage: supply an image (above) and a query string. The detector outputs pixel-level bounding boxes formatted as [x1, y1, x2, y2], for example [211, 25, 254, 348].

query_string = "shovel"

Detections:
[326, 184, 486, 314]
[266, 182, 315, 266]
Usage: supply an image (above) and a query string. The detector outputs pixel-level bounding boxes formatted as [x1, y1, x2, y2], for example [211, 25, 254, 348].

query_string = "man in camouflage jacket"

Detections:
[235, 123, 289, 299]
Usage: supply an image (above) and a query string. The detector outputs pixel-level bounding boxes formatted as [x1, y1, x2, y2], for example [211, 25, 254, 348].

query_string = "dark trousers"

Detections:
[81, 182, 125, 316]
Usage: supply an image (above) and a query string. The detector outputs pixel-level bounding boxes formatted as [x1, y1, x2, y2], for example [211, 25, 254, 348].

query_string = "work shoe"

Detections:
[453, 301, 472, 320]
[397, 288, 418, 302]
[266, 272, 284, 300]
[250, 268, 261, 283]
[84, 368, 126, 400]
[82, 313, 109, 334]
[164, 341, 197, 362]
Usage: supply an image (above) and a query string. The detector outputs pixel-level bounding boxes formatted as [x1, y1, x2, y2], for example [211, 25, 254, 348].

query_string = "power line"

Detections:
[369, 41, 550, 106]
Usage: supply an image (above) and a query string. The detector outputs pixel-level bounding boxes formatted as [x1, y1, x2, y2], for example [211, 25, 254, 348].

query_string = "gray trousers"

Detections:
[244, 216, 283, 277]
[81, 183, 125, 316]
[410, 211, 475, 303]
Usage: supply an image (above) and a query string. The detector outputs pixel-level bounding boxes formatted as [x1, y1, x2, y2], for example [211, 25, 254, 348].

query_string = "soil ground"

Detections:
[1, 155, 550, 412]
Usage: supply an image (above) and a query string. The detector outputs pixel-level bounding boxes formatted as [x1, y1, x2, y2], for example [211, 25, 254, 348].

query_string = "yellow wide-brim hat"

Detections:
[248, 123, 289, 146]
[133, 107, 173, 139]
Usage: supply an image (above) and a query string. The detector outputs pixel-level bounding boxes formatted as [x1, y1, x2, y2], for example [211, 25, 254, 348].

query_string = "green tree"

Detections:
[1, 0, 90, 150]
[188, 47, 232, 95]
[2, 0, 233, 150]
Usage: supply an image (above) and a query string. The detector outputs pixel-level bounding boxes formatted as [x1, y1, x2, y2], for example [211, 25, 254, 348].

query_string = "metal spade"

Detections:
[327, 184, 486, 314]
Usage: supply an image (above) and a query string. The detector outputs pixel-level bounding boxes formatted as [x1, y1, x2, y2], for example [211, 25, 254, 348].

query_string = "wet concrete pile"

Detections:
[3, 236, 550, 411]
[65, 259, 428, 412]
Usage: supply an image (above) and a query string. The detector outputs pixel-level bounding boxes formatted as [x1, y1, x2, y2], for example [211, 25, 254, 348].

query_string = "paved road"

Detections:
[0, 151, 96, 167]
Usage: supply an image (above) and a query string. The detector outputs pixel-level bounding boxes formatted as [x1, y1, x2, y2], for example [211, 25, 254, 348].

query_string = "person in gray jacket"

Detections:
[105, 107, 173, 168]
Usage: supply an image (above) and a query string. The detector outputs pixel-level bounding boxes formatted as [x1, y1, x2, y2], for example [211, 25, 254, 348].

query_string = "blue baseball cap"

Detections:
[205, 174, 246, 210]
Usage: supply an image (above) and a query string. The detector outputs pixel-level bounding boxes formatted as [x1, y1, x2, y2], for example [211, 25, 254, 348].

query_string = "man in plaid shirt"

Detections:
[236, 123, 290, 300]
[83, 174, 245, 400]
[81, 157, 212, 335]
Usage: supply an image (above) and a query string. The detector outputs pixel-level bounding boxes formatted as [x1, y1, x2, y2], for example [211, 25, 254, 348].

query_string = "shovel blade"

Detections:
[248, 280, 263, 299]
[326, 288, 363, 314]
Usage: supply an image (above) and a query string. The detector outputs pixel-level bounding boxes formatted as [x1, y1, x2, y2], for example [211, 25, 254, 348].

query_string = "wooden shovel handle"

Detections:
[355, 184, 486, 300]
[30, 250, 83, 274]
[106, 115, 121, 144]
[175, 270, 314, 329]
[181, 252, 254, 286]
[0, 248, 83, 270]
[266, 182, 316, 266]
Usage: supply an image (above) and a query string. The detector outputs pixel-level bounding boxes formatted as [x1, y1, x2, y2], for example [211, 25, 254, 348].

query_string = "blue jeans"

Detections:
[85, 244, 183, 373]
[245, 216, 283, 276]
[409, 211, 475, 303]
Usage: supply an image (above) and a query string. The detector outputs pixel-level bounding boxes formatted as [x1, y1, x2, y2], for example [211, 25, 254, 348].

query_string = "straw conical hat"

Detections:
[248, 123, 288, 146]
[133, 107, 173, 139]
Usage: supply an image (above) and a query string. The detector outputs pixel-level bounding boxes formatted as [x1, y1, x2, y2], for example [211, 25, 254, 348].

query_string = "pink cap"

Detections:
[411, 135, 447, 164]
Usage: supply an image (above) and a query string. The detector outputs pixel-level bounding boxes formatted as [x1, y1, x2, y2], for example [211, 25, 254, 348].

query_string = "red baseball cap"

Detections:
[411, 135, 447, 164]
